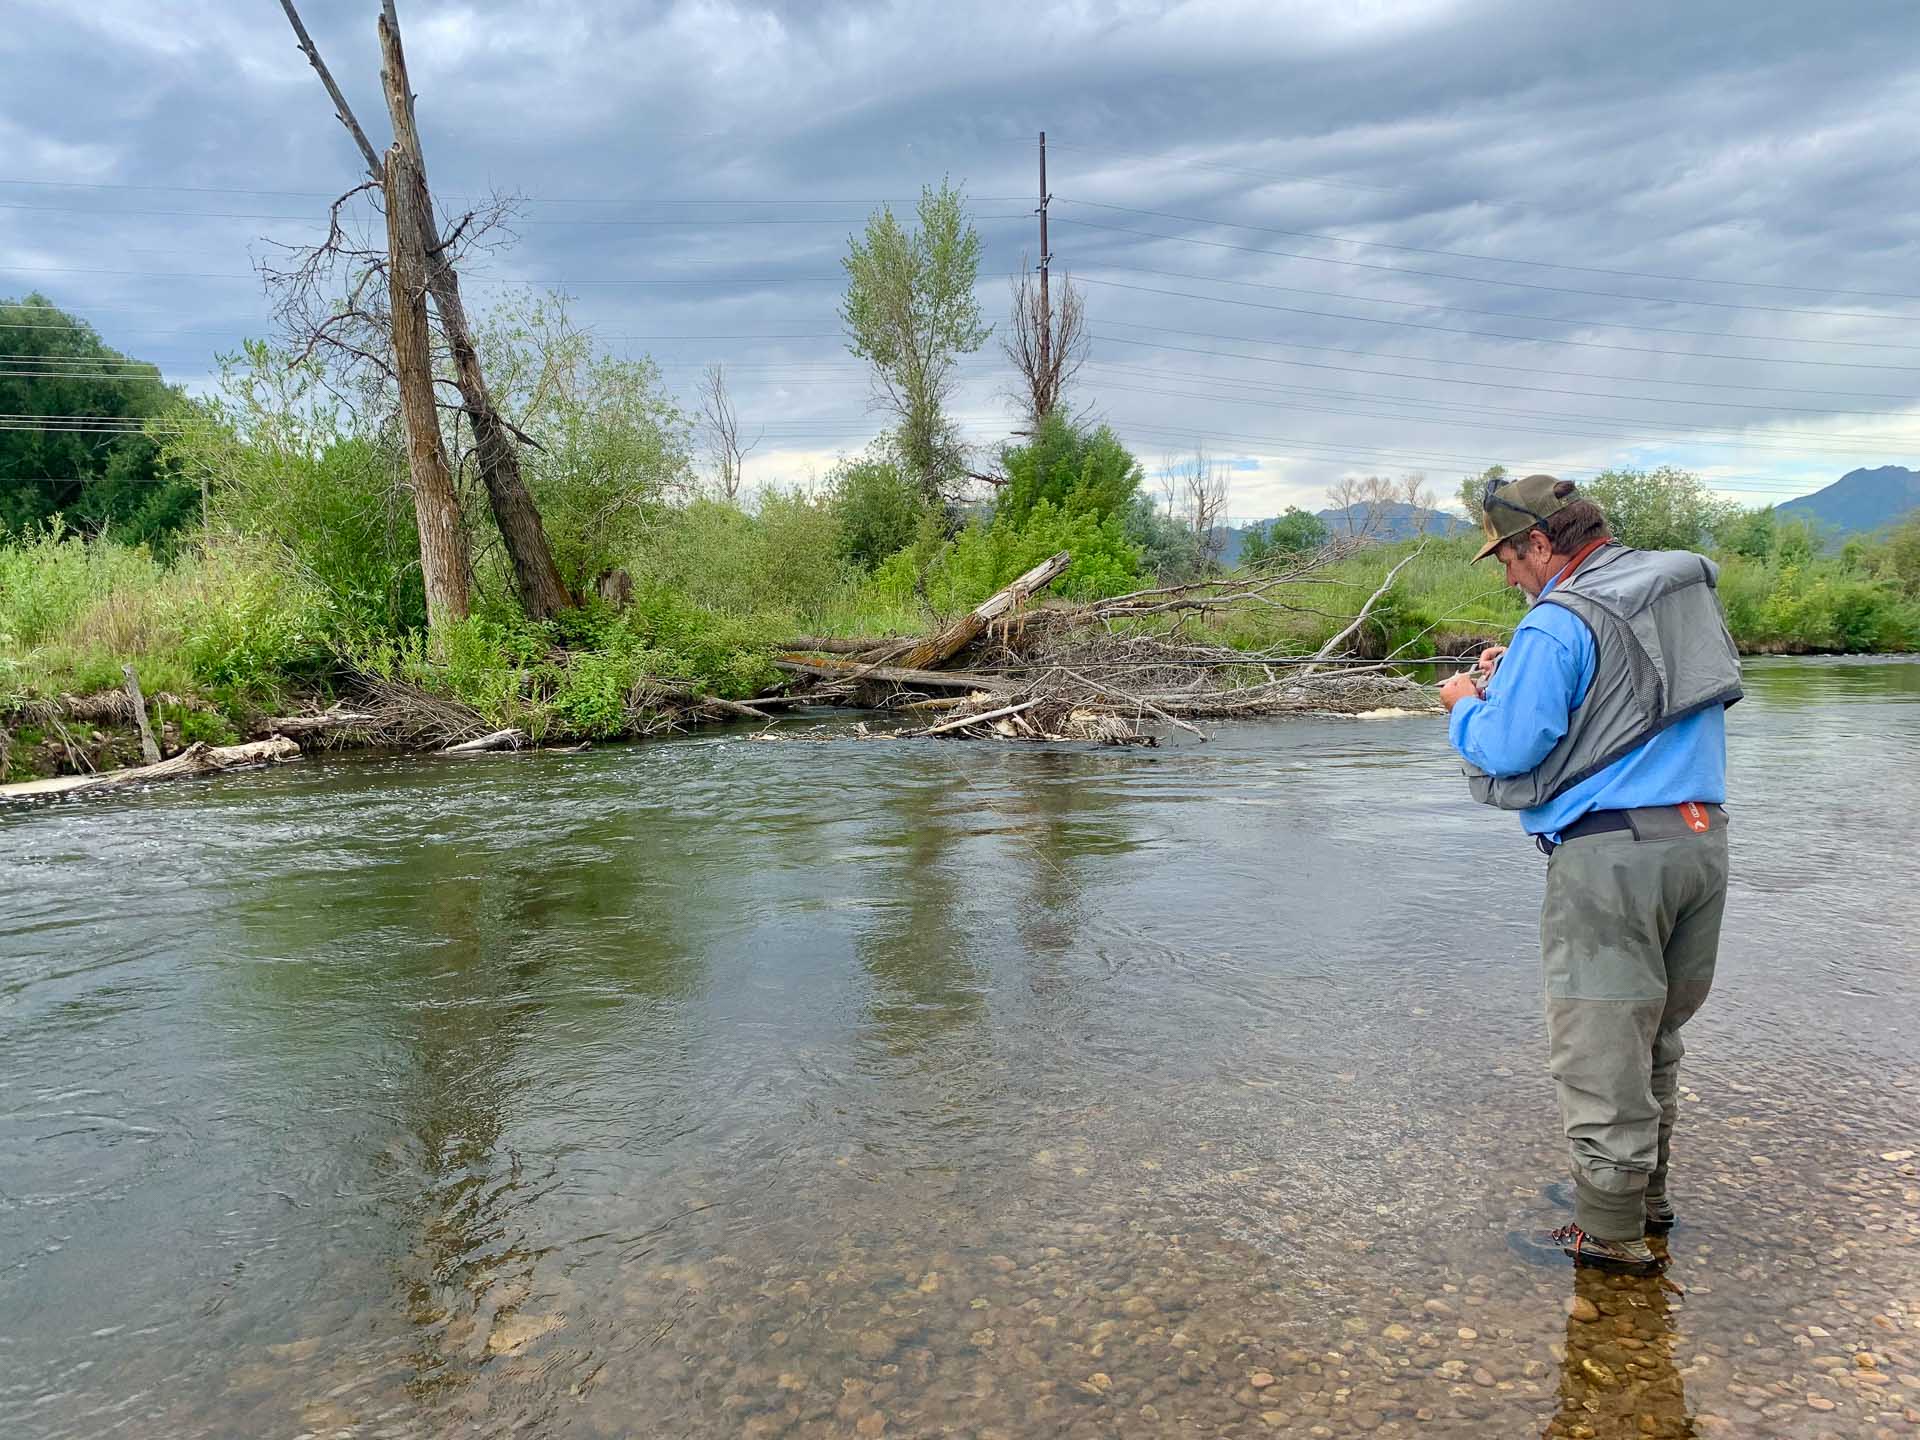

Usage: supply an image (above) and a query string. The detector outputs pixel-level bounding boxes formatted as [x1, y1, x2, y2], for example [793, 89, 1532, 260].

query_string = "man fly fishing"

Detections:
[1438, 472, 1742, 1275]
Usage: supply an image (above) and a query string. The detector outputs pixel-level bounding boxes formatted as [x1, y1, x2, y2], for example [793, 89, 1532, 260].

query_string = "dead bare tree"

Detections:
[1169, 446, 1231, 572]
[274, 0, 574, 620]
[1002, 261, 1087, 428]
[1326, 474, 1401, 541]
[383, 139, 471, 627]
[698, 363, 759, 503]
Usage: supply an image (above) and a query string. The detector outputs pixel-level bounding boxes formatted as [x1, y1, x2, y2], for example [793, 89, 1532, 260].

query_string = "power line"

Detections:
[1054, 215, 1920, 324]
[1088, 261, 1920, 352]
[1080, 376, 1915, 458]
[1090, 319, 1915, 401]
[1055, 197, 1920, 303]
[1039, 141, 1415, 200]
[1104, 421, 1826, 493]
[1077, 277, 1920, 373]
[0, 176, 1030, 206]
[1105, 421, 1838, 494]
[0, 262, 848, 287]
[0, 200, 1035, 226]
[1082, 334, 1919, 420]
[1081, 360, 1920, 448]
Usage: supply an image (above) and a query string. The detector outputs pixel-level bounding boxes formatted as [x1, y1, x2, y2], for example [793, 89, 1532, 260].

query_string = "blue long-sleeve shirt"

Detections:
[1448, 575, 1727, 839]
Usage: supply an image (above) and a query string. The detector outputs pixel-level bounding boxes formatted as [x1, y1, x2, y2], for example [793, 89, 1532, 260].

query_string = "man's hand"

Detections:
[1478, 644, 1508, 679]
[1439, 671, 1484, 712]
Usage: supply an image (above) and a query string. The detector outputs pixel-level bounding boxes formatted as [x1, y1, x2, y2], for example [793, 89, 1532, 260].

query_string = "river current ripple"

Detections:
[1, 657, 1915, 1438]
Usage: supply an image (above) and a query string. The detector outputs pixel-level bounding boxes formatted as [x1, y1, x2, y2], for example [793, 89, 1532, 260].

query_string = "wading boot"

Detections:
[1510, 1222, 1667, 1276]
[1544, 1180, 1679, 1236]
[1643, 1195, 1677, 1235]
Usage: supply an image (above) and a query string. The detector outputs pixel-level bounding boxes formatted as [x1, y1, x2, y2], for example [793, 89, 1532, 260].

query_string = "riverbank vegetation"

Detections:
[5, 177, 1918, 782]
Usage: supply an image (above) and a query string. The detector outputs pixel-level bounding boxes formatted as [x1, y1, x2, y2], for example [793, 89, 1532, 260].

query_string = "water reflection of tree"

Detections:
[1544, 1268, 1693, 1439]
[853, 765, 984, 1057]
[219, 782, 716, 1407]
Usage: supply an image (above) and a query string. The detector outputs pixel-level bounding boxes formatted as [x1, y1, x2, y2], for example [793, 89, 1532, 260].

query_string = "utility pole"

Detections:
[1036, 131, 1051, 406]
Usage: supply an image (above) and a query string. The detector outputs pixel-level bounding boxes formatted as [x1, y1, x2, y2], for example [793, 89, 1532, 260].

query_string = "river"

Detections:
[2, 657, 1916, 1439]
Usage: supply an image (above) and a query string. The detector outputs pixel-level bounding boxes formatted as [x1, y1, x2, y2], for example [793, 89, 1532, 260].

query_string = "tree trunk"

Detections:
[895, 550, 1070, 670]
[384, 145, 471, 630]
[378, 5, 573, 620]
[121, 664, 161, 764]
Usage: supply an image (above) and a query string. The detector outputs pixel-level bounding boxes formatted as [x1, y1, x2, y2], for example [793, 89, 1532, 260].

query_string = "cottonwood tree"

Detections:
[1002, 260, 1086, 429]
[1458, 464, 1506, 527]
[273, 0, 573, 627]
[1581, 466, 1735, 551]
[697, 364, 758, 504]
[840, 181, 990, 502]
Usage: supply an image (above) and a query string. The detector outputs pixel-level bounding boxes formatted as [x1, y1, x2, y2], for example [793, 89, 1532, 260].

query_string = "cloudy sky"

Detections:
[4, 0, 1918, 520]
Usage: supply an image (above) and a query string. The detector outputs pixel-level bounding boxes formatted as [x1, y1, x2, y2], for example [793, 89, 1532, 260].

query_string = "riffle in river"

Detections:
[1, 657, 1916, 1439]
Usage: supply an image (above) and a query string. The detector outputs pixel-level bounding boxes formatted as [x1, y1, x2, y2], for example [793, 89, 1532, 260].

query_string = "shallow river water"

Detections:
[2, 657, 1917, 1440]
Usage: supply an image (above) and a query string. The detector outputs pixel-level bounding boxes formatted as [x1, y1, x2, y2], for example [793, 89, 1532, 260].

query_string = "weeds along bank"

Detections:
[0, 399, 1203, 781]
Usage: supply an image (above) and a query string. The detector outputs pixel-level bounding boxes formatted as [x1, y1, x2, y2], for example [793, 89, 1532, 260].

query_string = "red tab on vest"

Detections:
[1679, 801, 1711, 833]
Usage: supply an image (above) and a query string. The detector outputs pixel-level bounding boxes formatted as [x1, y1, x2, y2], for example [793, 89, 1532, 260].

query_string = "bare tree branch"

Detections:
[1002, 260, 1087, 428]
[697, 363, 758, 503]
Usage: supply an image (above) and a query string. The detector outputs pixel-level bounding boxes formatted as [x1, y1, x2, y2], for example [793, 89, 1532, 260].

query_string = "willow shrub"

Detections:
[863, 498, 1145, 619]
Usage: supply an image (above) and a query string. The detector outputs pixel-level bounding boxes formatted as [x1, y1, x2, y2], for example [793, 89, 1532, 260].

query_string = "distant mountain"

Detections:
[1318, 501, 1472, 542]
[1775, 465, 1920, 536]
[1216, 502, 1466, 566]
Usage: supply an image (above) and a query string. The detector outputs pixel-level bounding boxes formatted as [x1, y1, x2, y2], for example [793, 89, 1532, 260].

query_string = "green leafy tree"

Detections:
[161, 341, 425, 635]
[1772, 516, 1819, 567]
[1457, 464, 1506, 528]
[1582, 466, 1735, 551]
[1269, 506, 1329, 556]
[996, 412, 1143, 530]
[840, 182, 989, 500]
[831, 450, 926, 569]
[1885, 511, 1920, 597]
[474, 294, 694, 598]
[0, 293, 193, 546]
[1122, 492, 1202, 581]
[1715, 503, 1776, 560]
[1240, 507, 1328, 570]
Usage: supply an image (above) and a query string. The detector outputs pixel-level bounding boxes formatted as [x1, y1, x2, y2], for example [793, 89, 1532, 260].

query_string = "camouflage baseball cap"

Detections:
[1473, 472, 1574, 562]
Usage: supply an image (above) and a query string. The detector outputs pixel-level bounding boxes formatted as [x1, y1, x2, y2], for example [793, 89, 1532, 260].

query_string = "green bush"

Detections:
[830, 453, 926, 570]
[996, 413, 1143, 529]
[864, 498, 1144, 617]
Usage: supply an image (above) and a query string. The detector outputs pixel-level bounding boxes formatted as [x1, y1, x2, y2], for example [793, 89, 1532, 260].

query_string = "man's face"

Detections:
[1495, 531, 1556, 598]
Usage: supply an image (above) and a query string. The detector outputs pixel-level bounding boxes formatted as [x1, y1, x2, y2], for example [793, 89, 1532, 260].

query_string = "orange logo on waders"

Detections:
[1679, 802, 1710, 833]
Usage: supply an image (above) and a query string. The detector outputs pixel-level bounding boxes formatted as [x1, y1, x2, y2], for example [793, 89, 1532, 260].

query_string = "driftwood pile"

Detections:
[770, 544, 1442, 746]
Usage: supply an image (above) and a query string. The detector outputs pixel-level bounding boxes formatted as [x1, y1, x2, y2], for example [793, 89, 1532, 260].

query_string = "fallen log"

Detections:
[778, 634, 893, 656]
[917, 698, 1042, 737]
[255, 702, 380, 739]
[894, 550, 1070, 671]
[0, 738, 302, 803]
[772, 657, 1012, 691]
[442, 728, 527, 754]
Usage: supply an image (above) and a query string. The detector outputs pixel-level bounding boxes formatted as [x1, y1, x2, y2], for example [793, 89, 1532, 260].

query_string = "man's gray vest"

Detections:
[1466, 544, 1743, 811]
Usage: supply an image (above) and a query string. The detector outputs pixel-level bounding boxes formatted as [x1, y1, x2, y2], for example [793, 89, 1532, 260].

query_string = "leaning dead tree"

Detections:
[769, 538, 1444, 745]
[274, 0, 574, 621]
